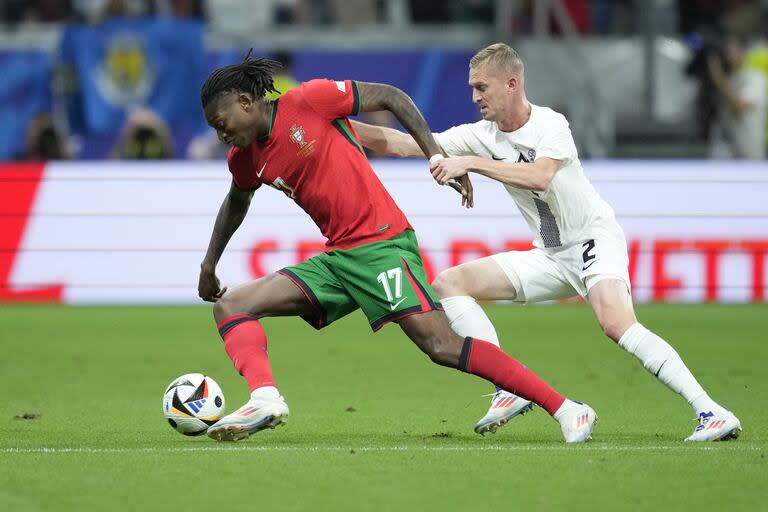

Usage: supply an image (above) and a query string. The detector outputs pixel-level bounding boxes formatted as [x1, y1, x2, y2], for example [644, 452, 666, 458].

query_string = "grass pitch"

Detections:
[1, 303, 766, 511]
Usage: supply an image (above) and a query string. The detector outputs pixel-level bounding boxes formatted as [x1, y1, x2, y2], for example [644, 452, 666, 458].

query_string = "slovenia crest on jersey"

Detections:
[290, 124, 316, 157]
[527, 148, 536, 161]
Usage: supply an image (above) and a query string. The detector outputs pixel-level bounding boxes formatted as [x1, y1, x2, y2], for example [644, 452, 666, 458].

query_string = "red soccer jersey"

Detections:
[228, 79, 413, 250]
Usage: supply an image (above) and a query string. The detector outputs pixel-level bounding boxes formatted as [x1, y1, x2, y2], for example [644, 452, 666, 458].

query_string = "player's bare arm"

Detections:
[198, 182, 255, 302]
[349, 120, 423, 157]
[355, 82, 443, 158]
[432, 155, 562, 192]
[351, 87, 474, 207]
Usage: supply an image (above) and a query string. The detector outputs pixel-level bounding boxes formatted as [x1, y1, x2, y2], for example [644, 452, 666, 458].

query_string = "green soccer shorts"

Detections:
[278, 229, 442, 331]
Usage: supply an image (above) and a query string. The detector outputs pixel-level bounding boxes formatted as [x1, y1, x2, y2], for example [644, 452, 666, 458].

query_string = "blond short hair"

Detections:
[470, 43, 524, 76]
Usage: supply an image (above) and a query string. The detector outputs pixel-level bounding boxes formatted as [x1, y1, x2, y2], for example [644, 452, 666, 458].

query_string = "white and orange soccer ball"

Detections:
[162, 373, 226, 436]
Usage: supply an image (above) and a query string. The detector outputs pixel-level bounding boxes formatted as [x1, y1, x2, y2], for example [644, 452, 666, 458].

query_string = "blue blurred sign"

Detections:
[0, 52, 52, 159]
[59, 18, 204, 135]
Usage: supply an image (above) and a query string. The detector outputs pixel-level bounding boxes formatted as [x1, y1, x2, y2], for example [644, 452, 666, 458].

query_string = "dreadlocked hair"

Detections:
[200, 49, 283, 107]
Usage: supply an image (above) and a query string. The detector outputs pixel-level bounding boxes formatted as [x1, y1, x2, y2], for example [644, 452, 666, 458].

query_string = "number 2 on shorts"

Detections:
[376, 267, 403, 301]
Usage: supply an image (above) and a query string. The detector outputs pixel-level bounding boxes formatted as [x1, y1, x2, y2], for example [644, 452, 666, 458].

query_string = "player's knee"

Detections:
[600, 319, 631, 343]
[431, 268, 465, 298]
[213, 294, 249, 324]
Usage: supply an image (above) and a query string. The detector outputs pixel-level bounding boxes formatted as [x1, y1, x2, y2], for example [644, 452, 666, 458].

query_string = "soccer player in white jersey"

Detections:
[351, 43, 741, 442]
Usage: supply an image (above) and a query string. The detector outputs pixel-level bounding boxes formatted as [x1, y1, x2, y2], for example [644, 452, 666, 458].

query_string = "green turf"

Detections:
[1, 304, 766, 511]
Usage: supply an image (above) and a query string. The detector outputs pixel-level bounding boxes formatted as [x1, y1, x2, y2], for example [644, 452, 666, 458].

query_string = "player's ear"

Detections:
[238, 93, 254, 112]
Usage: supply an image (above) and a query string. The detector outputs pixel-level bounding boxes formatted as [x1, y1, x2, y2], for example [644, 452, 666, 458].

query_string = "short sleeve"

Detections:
[536, 114, 578, 164]
[434, 124, 478, 156]
[300, 79, 360, 120]
[227, 146, 261, 191]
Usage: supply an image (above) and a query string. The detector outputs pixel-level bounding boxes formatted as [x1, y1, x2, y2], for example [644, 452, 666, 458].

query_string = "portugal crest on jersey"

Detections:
[290, 123, 316, 157]
[290, 124, 308, 148]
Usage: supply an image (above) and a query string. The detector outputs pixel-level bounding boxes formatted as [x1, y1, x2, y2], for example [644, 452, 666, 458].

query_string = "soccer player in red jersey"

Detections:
[197, 53, 596, 442]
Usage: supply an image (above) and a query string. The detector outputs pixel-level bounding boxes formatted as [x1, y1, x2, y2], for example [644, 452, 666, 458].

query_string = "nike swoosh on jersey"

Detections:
[582, 260, 596, 271]
[389, 297, 407, 310]
[491, 155, 505, 161]
[256, 162, 267, 177]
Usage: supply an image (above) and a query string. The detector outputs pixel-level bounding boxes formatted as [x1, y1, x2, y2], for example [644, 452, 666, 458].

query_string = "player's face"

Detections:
[204, 92, 261, 148]
[469, 64, 516, 121]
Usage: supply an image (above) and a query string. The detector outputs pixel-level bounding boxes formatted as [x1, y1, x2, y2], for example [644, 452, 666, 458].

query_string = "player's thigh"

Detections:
[492, 249, 576, 303]
[432, 256, 519, 300]
[330, 230, 442, 331]
[586, 278, 637, 341]
[214, 272, 315, 322]
[278, 259, 359, 330]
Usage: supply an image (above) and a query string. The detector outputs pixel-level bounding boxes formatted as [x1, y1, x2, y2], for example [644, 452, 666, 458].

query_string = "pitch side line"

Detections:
[0, 445, 760, 454]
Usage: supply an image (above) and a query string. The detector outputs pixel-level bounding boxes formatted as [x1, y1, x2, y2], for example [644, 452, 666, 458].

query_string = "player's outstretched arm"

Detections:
[349, 120, 422, 157]
[355, 82, 442, 159]
[199, 182, 255, 302]
[354, 82, 473, 207]
[432, 155, 562, 192]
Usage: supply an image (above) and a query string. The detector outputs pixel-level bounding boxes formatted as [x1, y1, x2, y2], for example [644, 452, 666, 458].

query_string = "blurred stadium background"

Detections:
[1, 1, 766, 511]
[0, 0, 766, 303]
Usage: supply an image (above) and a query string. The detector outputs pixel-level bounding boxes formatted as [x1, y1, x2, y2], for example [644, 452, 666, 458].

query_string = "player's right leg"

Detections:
[397, 311, 597, 443]
[207, 272, 316, 441]
[432, 257, 533, 433]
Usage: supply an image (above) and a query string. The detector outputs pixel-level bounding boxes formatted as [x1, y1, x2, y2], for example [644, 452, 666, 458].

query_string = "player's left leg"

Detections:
[587, 278, 741, 442]
[208, 259, 358, 442]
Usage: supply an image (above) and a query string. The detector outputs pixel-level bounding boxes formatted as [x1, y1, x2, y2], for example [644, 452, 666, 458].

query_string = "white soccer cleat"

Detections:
[207, 394, 289, 442]
[556, 401, 597, 443]
[684, 410, 742, 442]
[474, 390, 534, 435]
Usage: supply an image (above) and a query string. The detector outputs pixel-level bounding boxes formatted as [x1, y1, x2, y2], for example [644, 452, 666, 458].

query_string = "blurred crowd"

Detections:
[4, 0, 768, 161]
[3, 1, 768, 35]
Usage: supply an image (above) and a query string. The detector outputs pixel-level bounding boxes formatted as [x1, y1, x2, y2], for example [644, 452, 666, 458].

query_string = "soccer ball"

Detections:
[162, 373, 226, 436]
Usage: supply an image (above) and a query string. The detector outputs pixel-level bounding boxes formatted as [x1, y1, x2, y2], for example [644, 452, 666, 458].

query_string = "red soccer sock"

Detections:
[217, 315, 275, 392]
[459, 337, 566, 416]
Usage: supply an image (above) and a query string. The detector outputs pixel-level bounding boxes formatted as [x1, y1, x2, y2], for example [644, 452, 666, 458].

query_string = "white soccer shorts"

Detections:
[491, 227, 631, 303]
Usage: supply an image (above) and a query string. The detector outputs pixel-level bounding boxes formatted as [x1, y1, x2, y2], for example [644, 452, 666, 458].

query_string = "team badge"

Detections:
[290, 124, 308, 148]
[290, 124, 316, 157]
[528, 148, 536, 160]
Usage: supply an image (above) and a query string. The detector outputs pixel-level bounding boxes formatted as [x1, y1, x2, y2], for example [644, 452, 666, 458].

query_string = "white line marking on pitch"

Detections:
[0, 445, 761, 455]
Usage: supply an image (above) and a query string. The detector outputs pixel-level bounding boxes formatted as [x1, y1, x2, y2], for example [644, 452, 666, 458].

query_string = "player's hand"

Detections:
[198, 265, 228, 303]
[430, 156, 471, 185]
[447, 174, 474, 208]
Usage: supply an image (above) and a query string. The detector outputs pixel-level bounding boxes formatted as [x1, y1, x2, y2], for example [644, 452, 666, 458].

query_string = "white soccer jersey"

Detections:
[435, 104, 617, 249]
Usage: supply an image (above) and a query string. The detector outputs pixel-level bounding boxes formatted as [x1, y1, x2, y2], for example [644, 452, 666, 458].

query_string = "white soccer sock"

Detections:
[553, 398, 581, 421]
[250, 386, 281, 401]
[441, 295, 500, 346]
[618, 323, 724, 415]
[442, 295, 512, 395]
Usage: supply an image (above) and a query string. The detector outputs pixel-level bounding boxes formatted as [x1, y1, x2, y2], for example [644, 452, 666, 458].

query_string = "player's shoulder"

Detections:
[447, 119, 496, 137]
[294, 78, 350, 97]
[531, 104, 570, 128]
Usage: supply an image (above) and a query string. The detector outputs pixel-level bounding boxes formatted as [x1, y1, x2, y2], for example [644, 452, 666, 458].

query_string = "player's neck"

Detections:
[497, 99, 531, 133]
[255, 101, 275, 141]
